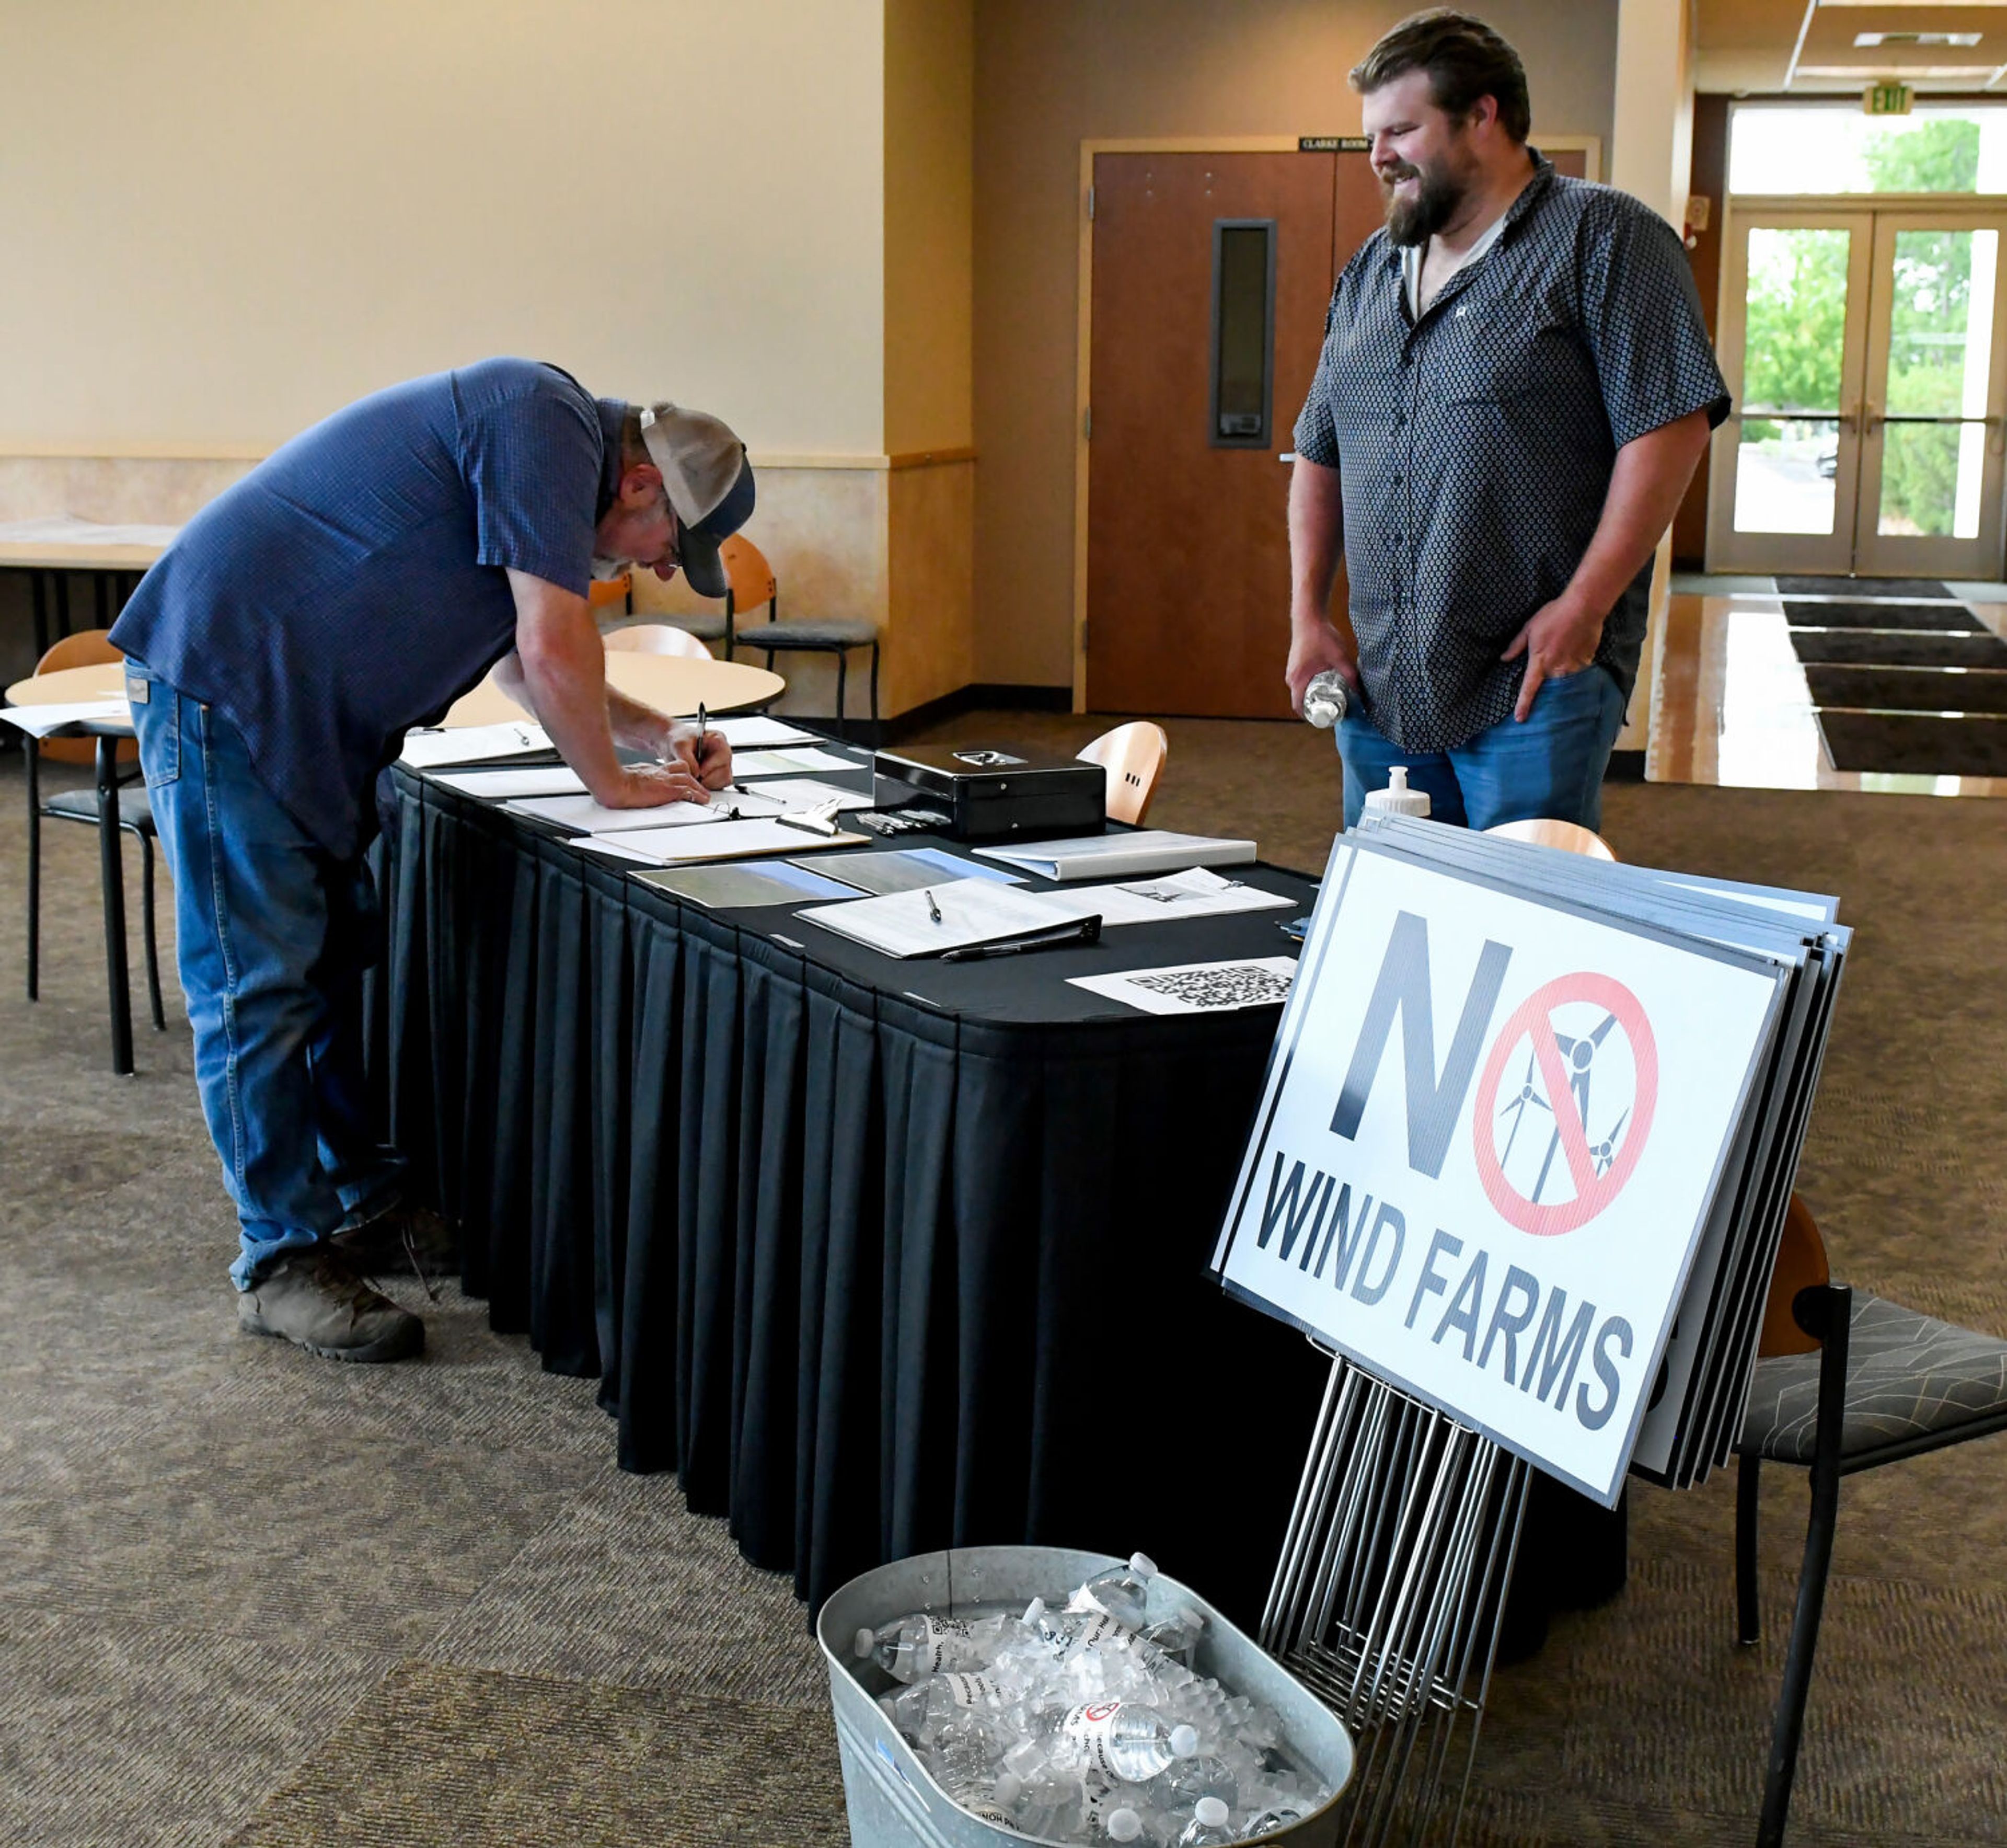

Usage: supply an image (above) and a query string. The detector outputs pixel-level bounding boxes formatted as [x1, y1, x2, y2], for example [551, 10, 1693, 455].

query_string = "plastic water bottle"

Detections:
[1066, 1552, 1160, 1627]
[882, 1670, 1016, 1742]
[1245, 1805, 1307, 1837]
[1302, 669, 1352, 729]
[1360, 764, 1431, 818]
[1161, 1750, 1243, 1809]
[1176, 1796, 1237, 1846]
[1006, 1700, 1200, 1785]
[855, 1612, 1016, 1682]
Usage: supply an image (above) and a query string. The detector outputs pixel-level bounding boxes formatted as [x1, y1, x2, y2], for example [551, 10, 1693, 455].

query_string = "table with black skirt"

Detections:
[364, 747, 1623, 1638]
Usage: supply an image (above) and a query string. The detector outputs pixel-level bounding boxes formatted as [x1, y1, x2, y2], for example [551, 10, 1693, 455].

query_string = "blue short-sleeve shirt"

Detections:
[111, 358, 626, 858]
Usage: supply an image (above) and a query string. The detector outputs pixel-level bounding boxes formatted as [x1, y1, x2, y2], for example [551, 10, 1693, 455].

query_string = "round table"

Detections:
[7, 653, 787, 721]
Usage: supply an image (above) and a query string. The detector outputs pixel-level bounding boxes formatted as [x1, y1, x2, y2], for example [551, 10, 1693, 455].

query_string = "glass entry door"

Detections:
[1710, 205, 2007, 579]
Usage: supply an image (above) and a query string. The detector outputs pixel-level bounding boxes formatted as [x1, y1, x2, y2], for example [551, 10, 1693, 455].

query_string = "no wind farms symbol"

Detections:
[1471, 973, 1658, 1237]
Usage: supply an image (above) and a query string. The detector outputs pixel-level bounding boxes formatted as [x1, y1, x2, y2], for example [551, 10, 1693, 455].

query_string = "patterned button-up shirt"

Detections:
[1294, 157, 1729, 751]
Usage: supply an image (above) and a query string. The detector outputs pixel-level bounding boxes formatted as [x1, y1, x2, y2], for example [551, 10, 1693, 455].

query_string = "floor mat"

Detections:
[1787, 628, 2007, 668]
[1814, 709, 2007, 777]
[1774, 575, 1955, 599]
[1782, 600, 1984, 632]
[1802, 664, 2007, 715]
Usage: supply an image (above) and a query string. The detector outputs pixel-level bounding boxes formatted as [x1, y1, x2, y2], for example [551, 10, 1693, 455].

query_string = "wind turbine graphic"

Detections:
[1496, 1047, 1551, 1165]
[1528, 1011, 1621, 1202]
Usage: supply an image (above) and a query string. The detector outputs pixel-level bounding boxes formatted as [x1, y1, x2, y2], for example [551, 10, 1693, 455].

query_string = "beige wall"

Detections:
[0, 0, 886, 456]
[972, 0, 1622, 689]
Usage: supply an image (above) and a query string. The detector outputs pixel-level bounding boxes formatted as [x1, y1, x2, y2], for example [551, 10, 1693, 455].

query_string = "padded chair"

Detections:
[1484, 816, 1617, 860]
[1077, 721, 1168, 825]
[23, 629, 165, 1031]
[603, 623, 712, 660]
[1735, 1196, 2007, 1846]
[724, 533, 879, 738]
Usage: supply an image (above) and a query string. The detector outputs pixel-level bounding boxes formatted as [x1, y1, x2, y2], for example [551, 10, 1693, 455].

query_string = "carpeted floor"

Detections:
[4, 716, 2006, 1846]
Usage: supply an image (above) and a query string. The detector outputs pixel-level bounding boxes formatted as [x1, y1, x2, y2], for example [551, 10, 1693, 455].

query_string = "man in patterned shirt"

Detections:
[110, 360, 753, 1363]
[1285, 11, 1728, 831]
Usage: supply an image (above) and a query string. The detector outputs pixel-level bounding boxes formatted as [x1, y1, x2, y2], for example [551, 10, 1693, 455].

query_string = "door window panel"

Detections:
[1879, 228, 1996, 539]
[1736, 228, 1851, 535]
[1210, 221, 1274, 446]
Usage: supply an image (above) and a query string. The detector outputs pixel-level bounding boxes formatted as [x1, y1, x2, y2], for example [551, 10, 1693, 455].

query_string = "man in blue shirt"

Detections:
[111, 358, 755, 1362]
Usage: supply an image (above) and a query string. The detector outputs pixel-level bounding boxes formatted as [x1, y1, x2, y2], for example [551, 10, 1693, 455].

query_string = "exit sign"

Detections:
[1864, 82, 1913, 116]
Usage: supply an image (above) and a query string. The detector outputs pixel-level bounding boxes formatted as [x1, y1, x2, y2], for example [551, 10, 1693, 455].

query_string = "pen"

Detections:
[926, 887, 942, 924]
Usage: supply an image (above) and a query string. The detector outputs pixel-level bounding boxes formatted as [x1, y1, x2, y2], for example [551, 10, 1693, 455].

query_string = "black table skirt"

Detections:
[366, 769, 1335, 1626]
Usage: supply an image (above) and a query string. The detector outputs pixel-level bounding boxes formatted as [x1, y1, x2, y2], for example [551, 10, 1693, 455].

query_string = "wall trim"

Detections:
[887, 446, 977, 469]
[879, 679, 1073, 743]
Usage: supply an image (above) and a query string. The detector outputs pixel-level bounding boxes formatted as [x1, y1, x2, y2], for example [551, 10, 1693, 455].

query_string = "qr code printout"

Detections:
[1128, 963, 1294, 1009]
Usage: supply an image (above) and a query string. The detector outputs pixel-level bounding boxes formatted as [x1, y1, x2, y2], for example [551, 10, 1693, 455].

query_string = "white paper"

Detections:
[710, 716, 824, 748]
[798, 877, 1099, 958]
[433, 766, 587, 798]
[1066, 867, 1299, 927]
[580, 817, 866, 865]
[0, 697, 131, 737]
[746, 776, 875, 812]
[1070, 956, 1299, 1016]
[731, 747, 859, 777]
[502, 792, 731, 833]
[399, 721, 550, 768]
[976, 830, 1257, 881]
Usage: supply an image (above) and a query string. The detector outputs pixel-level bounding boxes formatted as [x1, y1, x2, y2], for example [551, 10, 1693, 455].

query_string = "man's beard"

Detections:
[1382, 159, 1466, 247]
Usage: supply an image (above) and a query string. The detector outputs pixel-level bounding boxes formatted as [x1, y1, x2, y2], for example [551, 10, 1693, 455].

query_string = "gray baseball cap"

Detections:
[637, 402, 757, 599]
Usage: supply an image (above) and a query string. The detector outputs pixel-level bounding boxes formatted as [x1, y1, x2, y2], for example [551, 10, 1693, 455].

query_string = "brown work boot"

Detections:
[332, 1202, 460, 1286]
[237, 1247, 425, 1363]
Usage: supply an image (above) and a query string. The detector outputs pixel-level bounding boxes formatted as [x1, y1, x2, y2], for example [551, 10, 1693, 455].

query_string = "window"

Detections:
[1729, 105, 2007, 196]
[1211, 220, 1275, 447]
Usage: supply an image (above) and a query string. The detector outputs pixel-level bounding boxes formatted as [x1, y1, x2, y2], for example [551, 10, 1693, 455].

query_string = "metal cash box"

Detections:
[871, 744, 1106, 842]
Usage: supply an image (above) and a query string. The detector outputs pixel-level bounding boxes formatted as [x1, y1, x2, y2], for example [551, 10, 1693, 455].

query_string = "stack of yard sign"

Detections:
[1210, 813, 1848, 1844]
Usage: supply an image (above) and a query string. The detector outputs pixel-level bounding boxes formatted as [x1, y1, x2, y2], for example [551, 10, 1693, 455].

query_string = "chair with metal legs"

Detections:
[1735, 1194, 2007, 1845]
[23, 630, 165, 1034]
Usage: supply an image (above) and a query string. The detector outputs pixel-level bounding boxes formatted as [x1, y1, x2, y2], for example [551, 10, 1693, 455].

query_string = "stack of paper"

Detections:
[1064, 866, 1298, 927]
[797, 877, 1099, 958]
[708, 716, 825, 748]
[976, 830, 1257, 881]
[731, 746, 860, 778]
[578, 818, 871, 866]
[1209, 812, 1848, 1510]
[804, 847, 1025, 896]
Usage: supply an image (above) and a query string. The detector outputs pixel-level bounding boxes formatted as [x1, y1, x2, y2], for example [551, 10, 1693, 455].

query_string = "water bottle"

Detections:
[1007, 1700, 1200, 1785]
[1066, 1552, 1159, 1627]
[1360, 764, 1431, 818]
[1302, 669, 1352, 729]
[855, 1612, 1015, 1682]
[1245, 1805, 1307, 1837]
[1176, 1796, 1237, 1846]
[1161, 1750, 1244, 1810]
[882, 1670, 1018, 1736]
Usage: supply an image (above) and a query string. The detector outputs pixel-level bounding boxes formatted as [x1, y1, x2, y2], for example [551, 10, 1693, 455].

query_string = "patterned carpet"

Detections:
[3, 716, 2005, 1846]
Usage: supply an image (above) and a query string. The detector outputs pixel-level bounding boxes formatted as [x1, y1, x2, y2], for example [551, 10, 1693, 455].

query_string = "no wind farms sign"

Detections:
[1213, 840, 1782, 1505]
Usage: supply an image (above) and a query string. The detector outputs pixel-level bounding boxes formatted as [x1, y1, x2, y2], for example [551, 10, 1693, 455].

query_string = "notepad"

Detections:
[975, 830, 1257, 881]
[797, 878, 1099, 958]
[1066, 867, 1298, 926]
[502, 793, 735, 833]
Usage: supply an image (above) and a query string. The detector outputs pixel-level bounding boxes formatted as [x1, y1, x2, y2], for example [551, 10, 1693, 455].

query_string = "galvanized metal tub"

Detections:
[817, 1545, 1354, 1847]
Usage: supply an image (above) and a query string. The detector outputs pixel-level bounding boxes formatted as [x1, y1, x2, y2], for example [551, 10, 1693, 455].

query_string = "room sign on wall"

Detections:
[1210, 840, 1784, 1507]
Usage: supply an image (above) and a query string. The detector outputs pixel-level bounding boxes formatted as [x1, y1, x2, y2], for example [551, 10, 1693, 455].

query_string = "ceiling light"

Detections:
[1854, 30, 1982, 45]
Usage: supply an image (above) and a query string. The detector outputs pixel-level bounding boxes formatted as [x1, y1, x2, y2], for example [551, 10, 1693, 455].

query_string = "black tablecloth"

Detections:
[366, 760, 1336, 1627]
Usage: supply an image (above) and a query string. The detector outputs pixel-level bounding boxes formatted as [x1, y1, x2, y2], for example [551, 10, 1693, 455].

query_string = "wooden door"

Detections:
[1086, 151, 1381, 717]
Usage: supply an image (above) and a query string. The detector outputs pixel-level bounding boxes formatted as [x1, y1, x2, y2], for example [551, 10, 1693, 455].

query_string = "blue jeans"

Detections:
[1337, 666, 1627, 832]
[128, 669, 404, 1287]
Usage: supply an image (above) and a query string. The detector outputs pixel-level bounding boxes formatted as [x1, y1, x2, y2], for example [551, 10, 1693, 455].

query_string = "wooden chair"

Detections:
[587, 574, 633, 616]
[725, 533, 879, 738]
[24, 630, 165, 1031]
[1735, 1196, 2007, 1845]
[603, 623, 712, 660]
[1076, 721, 1168, 825]
[1483, 816, 1617, 860]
